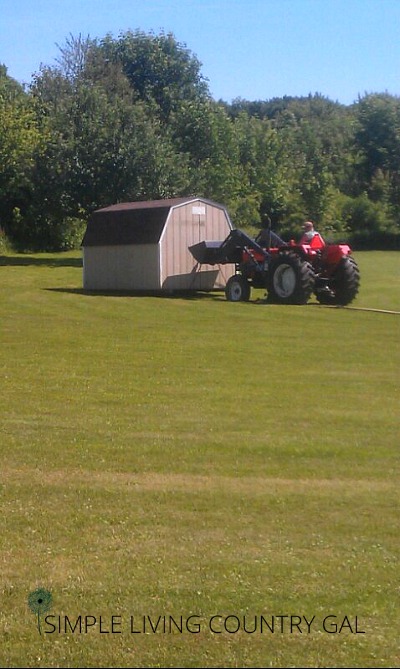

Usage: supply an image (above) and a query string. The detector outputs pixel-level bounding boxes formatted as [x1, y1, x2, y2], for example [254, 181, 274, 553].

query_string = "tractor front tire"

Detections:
[225, 275, 251, 302]
[317, 255, 360, 306]
[267, 252, 315, 305]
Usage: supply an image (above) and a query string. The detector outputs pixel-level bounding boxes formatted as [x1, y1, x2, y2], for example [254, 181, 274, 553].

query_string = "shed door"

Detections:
[192, 203, 219, 290]
[191, 205, 209, 289]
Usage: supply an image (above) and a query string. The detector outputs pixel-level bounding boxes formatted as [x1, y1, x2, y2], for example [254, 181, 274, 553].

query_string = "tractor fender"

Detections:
[322, 244, 352, 267]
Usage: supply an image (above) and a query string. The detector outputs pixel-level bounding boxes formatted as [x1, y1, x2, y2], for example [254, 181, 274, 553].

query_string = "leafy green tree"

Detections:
[167, 98, 251, 222]
[98, 30, 210, 121]
[233, 112, 288, 230]
[0, 66, 41, 244]
[354, 94, 400, 222]
[23, 38, 192, 249]
[354, 94, 400, 182]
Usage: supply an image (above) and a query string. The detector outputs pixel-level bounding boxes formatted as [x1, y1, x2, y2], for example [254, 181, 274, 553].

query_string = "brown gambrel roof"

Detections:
[82, 197, 223, 247]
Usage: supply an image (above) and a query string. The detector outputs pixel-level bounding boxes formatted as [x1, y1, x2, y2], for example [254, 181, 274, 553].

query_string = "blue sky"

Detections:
[1, 0, 399, 105]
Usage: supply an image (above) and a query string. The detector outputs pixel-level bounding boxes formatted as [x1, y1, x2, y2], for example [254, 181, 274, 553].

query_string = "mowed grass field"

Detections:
[0, 250, 399, 668]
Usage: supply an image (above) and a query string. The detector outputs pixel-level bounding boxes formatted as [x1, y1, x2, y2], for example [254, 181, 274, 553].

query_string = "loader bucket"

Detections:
[189, 241, 225, 265]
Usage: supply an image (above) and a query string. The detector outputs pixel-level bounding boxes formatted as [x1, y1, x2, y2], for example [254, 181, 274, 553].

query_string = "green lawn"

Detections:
[0, 250, 399, 668]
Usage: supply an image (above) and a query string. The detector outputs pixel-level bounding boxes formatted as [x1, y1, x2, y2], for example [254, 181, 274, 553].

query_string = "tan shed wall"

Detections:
[83, 244, 160, 290]
[160, 201, 235, 291]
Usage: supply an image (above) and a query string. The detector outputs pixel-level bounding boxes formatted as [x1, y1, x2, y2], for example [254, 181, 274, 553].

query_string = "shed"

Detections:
[81, 197, 235, 292]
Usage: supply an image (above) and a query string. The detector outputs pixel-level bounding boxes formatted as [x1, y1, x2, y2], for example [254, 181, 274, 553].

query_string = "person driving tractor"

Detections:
[300, 221, 325, 248]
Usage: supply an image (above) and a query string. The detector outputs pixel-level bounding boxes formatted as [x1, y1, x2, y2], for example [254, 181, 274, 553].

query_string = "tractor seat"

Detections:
[309, 233, 325, 249]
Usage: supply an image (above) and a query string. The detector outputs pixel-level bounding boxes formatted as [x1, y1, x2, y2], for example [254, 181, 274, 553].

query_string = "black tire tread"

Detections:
[267, 252, 315, 305]
[225, 274, 251, 302]
[317, 255, 360, 305]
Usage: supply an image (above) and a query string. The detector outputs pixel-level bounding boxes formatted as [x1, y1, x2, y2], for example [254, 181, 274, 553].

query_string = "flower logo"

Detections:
[28, 588, 53, 635]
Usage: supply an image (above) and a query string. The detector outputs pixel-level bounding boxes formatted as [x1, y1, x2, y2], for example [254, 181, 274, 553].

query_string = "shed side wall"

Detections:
[83, 245, 160, 290]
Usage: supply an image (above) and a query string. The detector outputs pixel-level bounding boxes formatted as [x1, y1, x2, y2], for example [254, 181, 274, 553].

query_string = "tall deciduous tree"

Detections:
[354, 93, 400, 220]
[0, 66, 41, 240]
[98, 30, 210, 121]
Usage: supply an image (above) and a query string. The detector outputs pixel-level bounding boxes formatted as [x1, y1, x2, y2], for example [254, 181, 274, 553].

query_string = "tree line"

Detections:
[1, 30, 399, 252]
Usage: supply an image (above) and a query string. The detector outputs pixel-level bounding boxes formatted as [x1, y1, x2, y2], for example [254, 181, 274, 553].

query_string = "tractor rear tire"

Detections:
[225, 274, 251, 302]
[267, 252, 315, 305]
[317, 256, 360, 306]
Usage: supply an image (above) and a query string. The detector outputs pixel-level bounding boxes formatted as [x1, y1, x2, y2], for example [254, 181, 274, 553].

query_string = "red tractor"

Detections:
[189, 228, 360, 306]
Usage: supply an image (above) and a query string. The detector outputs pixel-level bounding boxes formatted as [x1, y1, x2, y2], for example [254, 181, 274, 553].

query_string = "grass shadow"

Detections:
[45, 287, 229, 301]
[0, 255, 82, 268]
